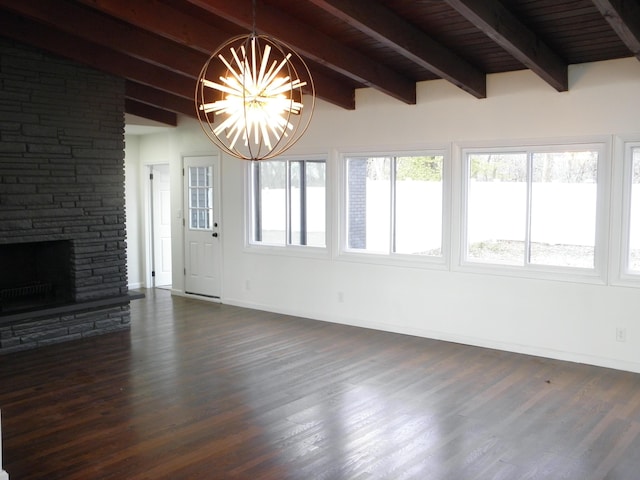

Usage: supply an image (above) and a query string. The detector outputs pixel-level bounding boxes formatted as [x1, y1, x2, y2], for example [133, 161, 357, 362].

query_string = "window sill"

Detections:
[244, 243, 330, 260]
[337, 250, 449, 270]
[609, 274, 640, 289]
[453, 261, 607, 285]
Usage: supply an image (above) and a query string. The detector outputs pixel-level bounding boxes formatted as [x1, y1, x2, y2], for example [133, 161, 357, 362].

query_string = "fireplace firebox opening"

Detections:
[0, 240, 73, 314]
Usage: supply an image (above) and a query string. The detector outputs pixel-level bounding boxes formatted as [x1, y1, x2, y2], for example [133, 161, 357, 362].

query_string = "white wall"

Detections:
[131, 57, 640, 373]
[131, 122, 219, 294]
[124, 135, 143, 289]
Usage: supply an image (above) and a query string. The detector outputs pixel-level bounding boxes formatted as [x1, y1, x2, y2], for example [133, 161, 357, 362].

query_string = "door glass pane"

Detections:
[394, 155, 443, 255]
[466, 153, 527, 265]
[530, 151, 597, 268]
[630, 147, 640, 272]
[188, 166, 212, 230]
[346, 156, 391, 253]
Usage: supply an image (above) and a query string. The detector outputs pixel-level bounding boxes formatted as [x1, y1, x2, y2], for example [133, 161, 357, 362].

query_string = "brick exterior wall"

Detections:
[0, 37, 130, 353]
[347, 158, 367, 249]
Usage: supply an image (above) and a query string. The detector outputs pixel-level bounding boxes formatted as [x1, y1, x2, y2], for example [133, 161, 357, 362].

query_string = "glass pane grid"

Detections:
[189, 166, 213, 230]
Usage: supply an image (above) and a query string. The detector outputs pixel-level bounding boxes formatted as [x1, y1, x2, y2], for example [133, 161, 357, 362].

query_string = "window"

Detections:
[344, 153, 444, 257]
[623, 144, 640, 275]
[630, 147, 640, 272]
[463, 144, 604, 273]
[250, 157, 326, 247]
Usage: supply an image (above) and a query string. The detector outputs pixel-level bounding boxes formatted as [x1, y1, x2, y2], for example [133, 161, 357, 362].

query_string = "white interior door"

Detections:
[151, 164, 172, 287]
[183, 155, 221, 298]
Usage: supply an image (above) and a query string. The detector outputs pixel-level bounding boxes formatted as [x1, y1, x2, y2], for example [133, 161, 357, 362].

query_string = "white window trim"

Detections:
[337, 146, 451, 270]
[243, 153, 331, 259]
[452, 136, 611, 285]
[610, 136, 640, 287]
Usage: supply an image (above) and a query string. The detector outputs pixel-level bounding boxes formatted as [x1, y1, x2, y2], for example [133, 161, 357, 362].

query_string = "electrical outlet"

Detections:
[337, 291, 344, 303]
[616, 327, 627, 343]
[245, 280, 251, 291]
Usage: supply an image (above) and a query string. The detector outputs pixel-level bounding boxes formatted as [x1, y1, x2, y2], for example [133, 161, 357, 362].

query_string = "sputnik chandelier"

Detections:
[195, 2, 315, 161]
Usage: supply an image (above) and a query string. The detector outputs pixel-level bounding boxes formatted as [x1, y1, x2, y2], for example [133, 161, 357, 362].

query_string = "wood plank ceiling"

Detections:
[1, 0, 639, 126]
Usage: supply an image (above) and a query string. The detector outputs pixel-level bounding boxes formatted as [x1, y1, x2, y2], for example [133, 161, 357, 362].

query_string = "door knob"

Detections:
[212, 232, 218, 237]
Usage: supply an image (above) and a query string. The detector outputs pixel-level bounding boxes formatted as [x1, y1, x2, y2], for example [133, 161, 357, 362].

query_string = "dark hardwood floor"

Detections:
[2, 288, 640, 479]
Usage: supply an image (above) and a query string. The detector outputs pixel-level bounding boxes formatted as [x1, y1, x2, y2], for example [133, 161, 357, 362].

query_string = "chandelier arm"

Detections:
[257, 44, 271, 87]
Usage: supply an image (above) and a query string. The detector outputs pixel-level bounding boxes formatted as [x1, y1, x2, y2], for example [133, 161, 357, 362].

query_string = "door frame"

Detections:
[149, 163, 172, 287]
[182, 154, 223, 300]
[143, 163, 172, 289]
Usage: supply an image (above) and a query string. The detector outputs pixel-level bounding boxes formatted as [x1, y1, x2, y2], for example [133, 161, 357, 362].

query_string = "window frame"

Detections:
[338, 147, 450, 269]
[454, 138, 611, 284]
[245, 153, 329, 257]
[611, 137, 640, 287]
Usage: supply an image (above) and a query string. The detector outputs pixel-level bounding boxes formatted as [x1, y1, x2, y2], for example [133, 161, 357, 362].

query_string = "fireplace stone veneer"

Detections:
[0, 37, 131, 353]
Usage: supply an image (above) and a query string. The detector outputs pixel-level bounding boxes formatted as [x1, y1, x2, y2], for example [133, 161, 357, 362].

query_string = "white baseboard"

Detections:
[170, 289, 221, 304]
[223, 297, 640, 375]
[0, 469, 8, 480]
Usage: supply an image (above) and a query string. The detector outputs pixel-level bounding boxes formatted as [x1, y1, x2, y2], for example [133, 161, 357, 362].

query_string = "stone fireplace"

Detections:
[0, 37, 132, 353]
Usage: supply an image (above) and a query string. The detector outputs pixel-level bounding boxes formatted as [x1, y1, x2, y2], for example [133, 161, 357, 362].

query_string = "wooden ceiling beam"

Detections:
[307, 0, 486, 99]
[310, 73, 356, 110]
[0, 0, 204, 78]
[591, 0, 640, 57]
[0, 13, 195, 100]
[75, 0, 230, 54]
[126, 81, 197, 118]
[0, 6, 199, 117]
[444, 0, 568, 92]
[125, 99, 178, 126]
[75, 0, 355, 109]
[183, 0, 416, 104]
